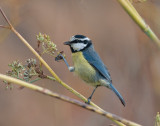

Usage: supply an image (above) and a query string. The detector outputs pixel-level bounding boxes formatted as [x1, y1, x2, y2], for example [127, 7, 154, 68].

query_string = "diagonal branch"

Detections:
[117, 0, 160, 48]
[0, 7, 12, 27]
[0, 74, 142, 126]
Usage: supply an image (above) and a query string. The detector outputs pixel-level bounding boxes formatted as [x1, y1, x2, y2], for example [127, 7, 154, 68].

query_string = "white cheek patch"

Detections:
[71, 43, 87, 51]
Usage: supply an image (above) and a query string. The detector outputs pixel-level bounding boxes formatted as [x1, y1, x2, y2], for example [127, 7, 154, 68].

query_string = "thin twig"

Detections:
[0, 74, 142, 126]
[0, 7, 12, 27]
[46, 76, 56, 81]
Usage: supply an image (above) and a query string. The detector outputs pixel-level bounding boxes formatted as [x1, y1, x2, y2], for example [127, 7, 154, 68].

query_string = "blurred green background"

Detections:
[0, 0, 160, 126]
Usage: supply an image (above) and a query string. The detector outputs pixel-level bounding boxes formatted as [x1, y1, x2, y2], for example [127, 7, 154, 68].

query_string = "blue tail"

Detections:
[109, 84, 125, 106]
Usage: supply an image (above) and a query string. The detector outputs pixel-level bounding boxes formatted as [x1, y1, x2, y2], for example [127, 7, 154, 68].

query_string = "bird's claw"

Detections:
[55, 52, 64, 62]
[69, 67, 75, 72]
[85, 97, 91, 104]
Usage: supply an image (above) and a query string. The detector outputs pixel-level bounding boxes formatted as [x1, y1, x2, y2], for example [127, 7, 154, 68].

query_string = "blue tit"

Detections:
[64, 35, 125, 106]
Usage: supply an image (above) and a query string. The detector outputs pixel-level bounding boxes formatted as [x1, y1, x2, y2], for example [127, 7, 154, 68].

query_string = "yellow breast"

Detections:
[72, 52, 100, 86]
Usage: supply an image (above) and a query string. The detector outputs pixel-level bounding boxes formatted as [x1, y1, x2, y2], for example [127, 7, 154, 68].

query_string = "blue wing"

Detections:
[83, 45, 112, 83]
[83, 45, 126, 106]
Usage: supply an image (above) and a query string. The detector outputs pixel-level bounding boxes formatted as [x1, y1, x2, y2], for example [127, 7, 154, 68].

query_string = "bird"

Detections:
[64, 35, 125, 106]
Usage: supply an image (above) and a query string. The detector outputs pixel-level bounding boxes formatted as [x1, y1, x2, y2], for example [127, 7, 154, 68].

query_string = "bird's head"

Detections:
[64, 35, 92, 52]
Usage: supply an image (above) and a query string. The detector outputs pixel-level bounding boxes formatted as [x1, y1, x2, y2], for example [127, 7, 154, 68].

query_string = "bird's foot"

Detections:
[85, 97, 91, 104]
[69, 67, 75, 72]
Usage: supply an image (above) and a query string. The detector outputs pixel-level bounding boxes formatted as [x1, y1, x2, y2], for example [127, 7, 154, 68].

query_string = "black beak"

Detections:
[64, 41, 71, 45]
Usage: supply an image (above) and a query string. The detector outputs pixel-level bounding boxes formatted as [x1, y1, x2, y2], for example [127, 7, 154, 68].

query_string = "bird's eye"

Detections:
[83, 40, 87, 44]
